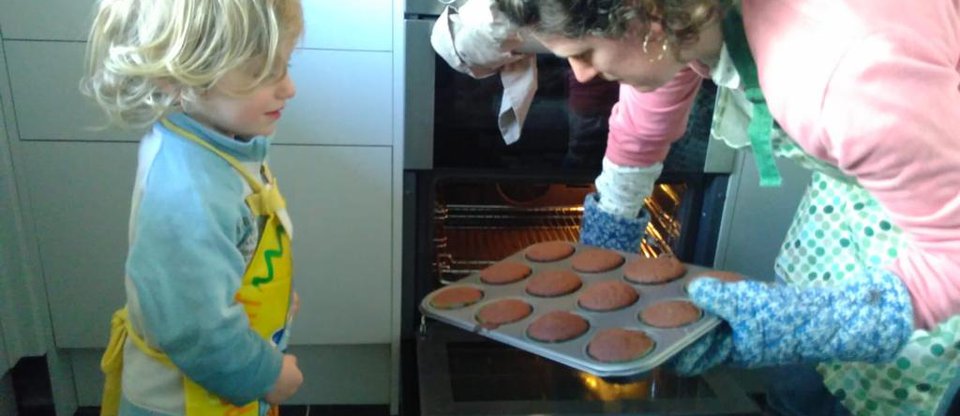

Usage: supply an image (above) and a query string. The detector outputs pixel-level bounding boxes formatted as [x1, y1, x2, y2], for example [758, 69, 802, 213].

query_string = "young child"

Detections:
[81, 1, 305, 415]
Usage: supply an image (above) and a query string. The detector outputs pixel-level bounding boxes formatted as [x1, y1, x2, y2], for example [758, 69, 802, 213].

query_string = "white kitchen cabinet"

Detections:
[5, 41, 140, 142]
[0, 0, 96, 41]
[20, 141, 137, 348]
[22, 141, 393, 348]
[6, 41, 393, 147]
[269, 145, 393, 344]
[301, 0, 393, 51]
[275, 49, 393, 146]
[0, 326, 8, 374]
[0, 0, 393, 51]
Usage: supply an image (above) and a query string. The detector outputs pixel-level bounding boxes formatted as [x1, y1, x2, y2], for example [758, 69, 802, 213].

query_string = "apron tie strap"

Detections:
[100, 310, 128, 416]
[246, 183, 287, 217]
[722, 9, 783, 187]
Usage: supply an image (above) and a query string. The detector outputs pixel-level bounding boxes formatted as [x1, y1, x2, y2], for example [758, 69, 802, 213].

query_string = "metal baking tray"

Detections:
[420, 242, 722, 378]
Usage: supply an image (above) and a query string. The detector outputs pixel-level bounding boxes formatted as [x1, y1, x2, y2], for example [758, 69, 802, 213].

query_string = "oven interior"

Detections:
[431, 179, 687, 285]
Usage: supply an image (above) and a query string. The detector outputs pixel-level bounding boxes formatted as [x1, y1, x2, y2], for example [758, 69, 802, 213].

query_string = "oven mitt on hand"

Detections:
[670, 268, 915, 376]
[579, 192, 649, 253]
[579, 159, 663, 253]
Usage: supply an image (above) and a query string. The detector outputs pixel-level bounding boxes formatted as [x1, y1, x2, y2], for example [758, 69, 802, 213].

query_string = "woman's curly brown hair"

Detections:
[495, 0, 732, 49]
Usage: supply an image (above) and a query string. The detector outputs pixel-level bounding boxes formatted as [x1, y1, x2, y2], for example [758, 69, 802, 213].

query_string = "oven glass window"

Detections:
[447, 341, 715, 401]
[434, 55, 618, 171]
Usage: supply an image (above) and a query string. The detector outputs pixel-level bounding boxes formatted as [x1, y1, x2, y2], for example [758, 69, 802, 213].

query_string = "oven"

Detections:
[400, 1, 759, 414]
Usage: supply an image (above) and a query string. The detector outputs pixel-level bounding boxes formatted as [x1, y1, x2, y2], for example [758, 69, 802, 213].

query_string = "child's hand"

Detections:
[266, 354, 303, 404]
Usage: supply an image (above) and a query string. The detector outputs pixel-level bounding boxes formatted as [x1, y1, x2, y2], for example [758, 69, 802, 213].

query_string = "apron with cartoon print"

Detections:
[100, 119, 294, 416]
[720, 10, 960, 416]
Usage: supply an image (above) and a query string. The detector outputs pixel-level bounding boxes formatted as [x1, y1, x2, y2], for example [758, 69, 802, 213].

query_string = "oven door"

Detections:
[418, 324, 760, 416]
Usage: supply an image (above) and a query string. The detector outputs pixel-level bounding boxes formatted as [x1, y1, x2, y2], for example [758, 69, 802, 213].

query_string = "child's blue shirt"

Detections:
[120, 112, 282, 415]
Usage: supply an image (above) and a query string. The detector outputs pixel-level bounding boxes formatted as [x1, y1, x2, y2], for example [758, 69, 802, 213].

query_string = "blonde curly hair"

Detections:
[81, 0, 304, 128]
[495, 0, 730, 49]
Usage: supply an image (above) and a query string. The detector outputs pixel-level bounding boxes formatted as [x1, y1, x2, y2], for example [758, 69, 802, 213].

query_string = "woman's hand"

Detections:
[671, 269, 914, 375]
[579, 192, 650, 253]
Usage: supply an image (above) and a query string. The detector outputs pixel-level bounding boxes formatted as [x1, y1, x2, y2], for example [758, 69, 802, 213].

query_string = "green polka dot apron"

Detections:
[719, 9, 960, 416]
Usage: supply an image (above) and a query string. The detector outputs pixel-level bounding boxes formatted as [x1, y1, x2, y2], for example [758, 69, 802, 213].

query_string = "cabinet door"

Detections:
[21, 142, 137, 348]
[6, 42, 392, 147]
[0, 0, 394, 49]
[22, 142, 392, 347]
[0, 325, 8, 374]
[275, 49, 392, 147]
[301, 0, 392, 51]
[5, 41, 140, 142]
[270, 145, 393, 344]
[0, 0, 96, 41]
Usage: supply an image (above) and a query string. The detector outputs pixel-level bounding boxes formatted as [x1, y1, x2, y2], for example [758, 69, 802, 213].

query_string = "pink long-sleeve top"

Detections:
[606, 0, 960, 329]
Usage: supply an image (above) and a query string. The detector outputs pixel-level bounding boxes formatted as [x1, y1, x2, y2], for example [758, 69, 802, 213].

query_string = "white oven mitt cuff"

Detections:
[595, 158, 663, 219]
[430, 0, 538, 144]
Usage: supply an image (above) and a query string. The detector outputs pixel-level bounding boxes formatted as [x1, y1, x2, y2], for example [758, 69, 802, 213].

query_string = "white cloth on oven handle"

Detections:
[430, 0, 538, 145]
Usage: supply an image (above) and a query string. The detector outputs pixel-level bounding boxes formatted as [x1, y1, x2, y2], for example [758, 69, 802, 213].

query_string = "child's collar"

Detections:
[162, 112, 270, 163]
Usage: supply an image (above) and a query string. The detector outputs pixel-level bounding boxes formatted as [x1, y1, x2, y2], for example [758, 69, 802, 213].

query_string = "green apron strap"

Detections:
[722, 9, 783, 187]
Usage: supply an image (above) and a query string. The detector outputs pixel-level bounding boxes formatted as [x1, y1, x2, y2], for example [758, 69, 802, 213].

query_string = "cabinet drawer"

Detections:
[23, 141, 393, 347]
[301, 0, 392, 51]
[0, 0, 95, 41]
[0, 0, 393, 51]
[270, 145, 393, 344]
[21, 141, 136, 348]
[7, 42, 392, 147]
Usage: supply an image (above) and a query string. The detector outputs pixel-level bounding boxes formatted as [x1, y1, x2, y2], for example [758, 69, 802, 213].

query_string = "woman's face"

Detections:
[534, 30, 690, 92]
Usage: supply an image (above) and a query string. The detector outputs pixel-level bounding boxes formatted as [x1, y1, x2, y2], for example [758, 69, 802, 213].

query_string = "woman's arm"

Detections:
[605, 67, 704, 167]
[818, 28, 960, 329]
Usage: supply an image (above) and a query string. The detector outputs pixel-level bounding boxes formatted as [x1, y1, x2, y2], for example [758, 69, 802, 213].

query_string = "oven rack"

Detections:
[433, 203, 675, 284]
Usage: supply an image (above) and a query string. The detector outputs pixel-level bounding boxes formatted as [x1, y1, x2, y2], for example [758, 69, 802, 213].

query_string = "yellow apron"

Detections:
[100, 119, 294, 416]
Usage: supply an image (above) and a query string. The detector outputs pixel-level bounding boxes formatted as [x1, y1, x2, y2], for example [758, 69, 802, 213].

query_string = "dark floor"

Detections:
[13, 356, 389, 416]
[72, 405, 389, 416]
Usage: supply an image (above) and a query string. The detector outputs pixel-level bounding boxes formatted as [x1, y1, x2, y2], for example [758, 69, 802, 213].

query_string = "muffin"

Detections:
[479, 261, 532, 285]
[578, 281, 639, 311]
[525, 269, 583, 297]
[570, 248, 625, 273]
[526, 311, 590, 342]
[587, 328, 655, 363]
[640, 300, 702, 328]
[623, 256, 687, 284]
[476, 299, 533, 329]
[525, 241, 576, 262]
[429, 286, 484, 310]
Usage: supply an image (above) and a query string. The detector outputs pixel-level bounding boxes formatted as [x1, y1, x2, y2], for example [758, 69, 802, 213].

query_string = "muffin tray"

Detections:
[419, 242, 723, 378]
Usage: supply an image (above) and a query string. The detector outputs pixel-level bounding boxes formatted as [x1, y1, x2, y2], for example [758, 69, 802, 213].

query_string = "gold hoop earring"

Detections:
[642, 33, 668, 62]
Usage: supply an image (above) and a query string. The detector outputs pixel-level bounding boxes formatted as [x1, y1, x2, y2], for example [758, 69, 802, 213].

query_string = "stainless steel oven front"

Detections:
[400, 1, 757, 415]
